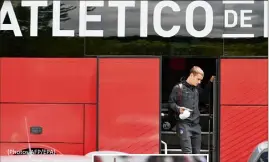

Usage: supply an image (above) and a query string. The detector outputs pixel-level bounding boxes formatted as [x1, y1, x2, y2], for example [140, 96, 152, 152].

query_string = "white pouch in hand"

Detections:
[179, 110, 191, 120]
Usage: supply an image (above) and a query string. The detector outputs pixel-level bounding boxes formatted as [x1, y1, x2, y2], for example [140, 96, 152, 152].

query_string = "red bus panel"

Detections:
[220, 59, 268, 105]
[0, 143, 84, 155]
[220, 58, 268, 162]
[0, 104, 84, 143]
[98, 58, 160, 153]
[84, 104, 97, 154]
[0, 58, 97, 103]
[220, 106, 268, 162]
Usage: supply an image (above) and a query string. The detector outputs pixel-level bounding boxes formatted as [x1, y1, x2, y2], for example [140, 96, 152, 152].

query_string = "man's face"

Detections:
[191, 73, 203, 86]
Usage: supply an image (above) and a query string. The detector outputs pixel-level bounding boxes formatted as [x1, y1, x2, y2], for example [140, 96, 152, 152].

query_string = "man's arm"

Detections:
[168, 84, 183, 114]
[198, 76, 215, 103]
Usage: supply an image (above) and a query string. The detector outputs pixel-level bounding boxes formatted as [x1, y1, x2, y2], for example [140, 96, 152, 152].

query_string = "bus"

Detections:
[0, 56, 267, 162]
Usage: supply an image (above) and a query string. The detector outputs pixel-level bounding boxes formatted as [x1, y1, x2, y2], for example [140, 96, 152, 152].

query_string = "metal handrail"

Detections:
[161, 131, 212, 135]
[161, 110, 210, 117]
[161, 141, 167, 154]
[161, 149, 209, 152]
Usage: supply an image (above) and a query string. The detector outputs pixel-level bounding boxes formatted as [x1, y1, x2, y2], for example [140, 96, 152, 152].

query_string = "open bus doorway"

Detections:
[160, 56, 217, 162]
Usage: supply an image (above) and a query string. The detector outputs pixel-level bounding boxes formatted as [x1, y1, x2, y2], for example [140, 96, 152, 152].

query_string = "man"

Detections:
[168, 66, 214, 154]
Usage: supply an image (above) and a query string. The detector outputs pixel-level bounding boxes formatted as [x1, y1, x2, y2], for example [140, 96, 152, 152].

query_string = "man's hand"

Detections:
[179, 107, 185, 114]
[210, 76, 215, 82]
[178, 107, 191, 120]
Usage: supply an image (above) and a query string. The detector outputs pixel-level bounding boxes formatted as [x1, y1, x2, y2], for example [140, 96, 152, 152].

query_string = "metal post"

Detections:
[212, 78, 217, 162]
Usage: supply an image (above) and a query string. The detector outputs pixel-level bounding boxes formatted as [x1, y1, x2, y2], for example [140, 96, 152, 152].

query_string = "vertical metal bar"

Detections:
[212, 77, 217, 162]
[159, 56, 162, 154]
[208, 82, 212, 162]
[208, 121, 211, 158]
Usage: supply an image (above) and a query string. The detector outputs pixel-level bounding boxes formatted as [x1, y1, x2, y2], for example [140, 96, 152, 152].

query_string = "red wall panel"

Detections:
[0, 104, 84, 143]
[0, 143, 84, 155]
[220, 106, 268, 162]
[220, 58, 268, 162]
[84, 104, 97, 154]
[98, 58, 160, 154]
[220, 59, 268, 105]
[0, 58, 97, 103]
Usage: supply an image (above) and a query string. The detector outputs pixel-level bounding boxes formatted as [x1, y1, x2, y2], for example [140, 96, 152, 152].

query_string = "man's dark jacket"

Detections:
[168, 79, 211, 124]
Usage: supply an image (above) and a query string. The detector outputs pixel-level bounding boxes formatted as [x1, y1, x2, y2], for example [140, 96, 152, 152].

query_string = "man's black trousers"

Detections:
[176, 122, 201, 154]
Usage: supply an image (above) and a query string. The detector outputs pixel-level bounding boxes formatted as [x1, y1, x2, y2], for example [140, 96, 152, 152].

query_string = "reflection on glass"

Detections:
[0, 1, 267, 57]
[0, 1, 85, 57]
[85, 1, 226, 56]
[223, 1, 267, 56]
